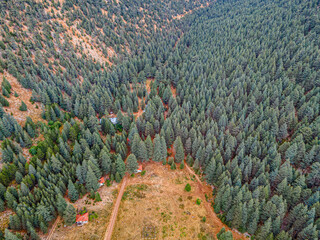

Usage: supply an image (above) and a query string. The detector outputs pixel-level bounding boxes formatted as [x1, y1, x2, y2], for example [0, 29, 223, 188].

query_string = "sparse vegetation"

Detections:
[185, 183, 191, 192]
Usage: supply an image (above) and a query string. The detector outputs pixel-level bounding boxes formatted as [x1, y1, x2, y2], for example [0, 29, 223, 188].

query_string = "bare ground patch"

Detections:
[0, 71, 43, 124]
[111, 162, 245, 240]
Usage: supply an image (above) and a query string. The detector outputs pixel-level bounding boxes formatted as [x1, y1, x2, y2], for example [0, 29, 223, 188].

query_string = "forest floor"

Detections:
[47, 182, 119, 240]
[111, 161, 246, 240]
[0, 71, 43, 124]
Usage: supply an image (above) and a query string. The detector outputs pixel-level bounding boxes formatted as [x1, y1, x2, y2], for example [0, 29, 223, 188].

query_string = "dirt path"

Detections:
[46, 216, 60, 240]
[184, 163, 246, 239]
[103, 176, 128, 240]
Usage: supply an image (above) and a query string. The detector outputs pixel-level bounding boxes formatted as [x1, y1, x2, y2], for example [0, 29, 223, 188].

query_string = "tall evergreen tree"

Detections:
[126, 154, 138, 174]
[63, 204, 76, 226]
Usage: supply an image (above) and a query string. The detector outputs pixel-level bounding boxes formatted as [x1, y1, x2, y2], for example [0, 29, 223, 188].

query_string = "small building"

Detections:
[136, 164, 143, 173]
[99, 177, 105, 187]
[109, 117, 117, 124]
[76, 212, 89, 226]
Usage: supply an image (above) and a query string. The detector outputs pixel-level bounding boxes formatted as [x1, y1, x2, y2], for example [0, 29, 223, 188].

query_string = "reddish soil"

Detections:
[171, 86, 177, 98]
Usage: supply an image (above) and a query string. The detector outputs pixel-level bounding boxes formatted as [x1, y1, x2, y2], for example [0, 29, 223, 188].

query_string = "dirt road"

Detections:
[46, 216, 60, 240]
[185, 163, 246, 239]
[103, 175, 128, 240]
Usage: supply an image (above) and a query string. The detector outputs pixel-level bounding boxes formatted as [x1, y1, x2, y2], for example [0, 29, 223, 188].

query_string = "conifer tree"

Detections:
[68, 180, 79, 202]
[19, 101, 27, 111]
[116, 155, 126, 178]
[145, 135, 153, 159]
[63, 204, 76, 226]
[4, 229, 19, 240]
[56, 194, 67, 216]
[153, 134, 162, 162]
[174, 137, 184, 163]
[100, 151, 111, 175]
[160, 136, 167, 162]
[131, 133, 141, 158]
[126, 154, 138, 174]
[85, 166, 99, 192]
[138, 141, 148, 162]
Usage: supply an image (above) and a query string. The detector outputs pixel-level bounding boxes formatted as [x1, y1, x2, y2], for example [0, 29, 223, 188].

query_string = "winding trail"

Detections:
[185, 163, 246, 239]
[103, 175, 128, 240]
[46, 216, 60, 240]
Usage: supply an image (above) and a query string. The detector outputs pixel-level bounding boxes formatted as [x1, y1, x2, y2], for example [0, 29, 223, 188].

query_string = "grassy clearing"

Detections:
[111, 162, 218, 240]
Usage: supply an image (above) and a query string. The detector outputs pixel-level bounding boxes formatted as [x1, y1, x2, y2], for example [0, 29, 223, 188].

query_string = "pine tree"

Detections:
[63, 204, 76, 226]
[86, 166, 99, 192]
[174, 137, 184, 163]
[145, 135, 153, 160]
[153, 134, 162, 162]
[126, 154, 138, 174]
[68, 180, 79, 202]
[4, 229, 19, 240]
[115, 155, 125, 177]
[131, 133, 141, 158]
[160, 136, 167, 162]
[100, 151, 111, 175]
[138, 141, 148, 162]
[216, 228, 233, 240]
[56, 194, 67, 216]
[257, 218, 272, 239]
[115, 172, 122, 183]
[95, 192, 102, 202]
[19, 101, 27, 111]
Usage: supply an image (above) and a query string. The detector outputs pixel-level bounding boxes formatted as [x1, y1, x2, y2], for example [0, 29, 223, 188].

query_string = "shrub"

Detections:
[141, 170, 146, 176]
[196, 198, 201, 205]
[106, 179, 111, 187]
[185, 183, 191, 192]
[29, 146, 37, 156]
[170, 161, 176, 170]
[180, 162, 185, 169]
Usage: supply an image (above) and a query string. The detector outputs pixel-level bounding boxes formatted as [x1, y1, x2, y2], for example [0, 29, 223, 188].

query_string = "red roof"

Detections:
[137, 165, 143, 171]
[76, 212, 88, 222]
[99, 177, 105, 184]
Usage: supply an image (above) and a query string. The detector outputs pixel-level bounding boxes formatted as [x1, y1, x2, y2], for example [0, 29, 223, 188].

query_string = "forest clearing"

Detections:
[111, 162, 245, 240]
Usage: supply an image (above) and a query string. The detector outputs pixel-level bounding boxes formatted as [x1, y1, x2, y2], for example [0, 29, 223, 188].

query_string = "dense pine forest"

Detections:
[0, 0, 319, 239]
